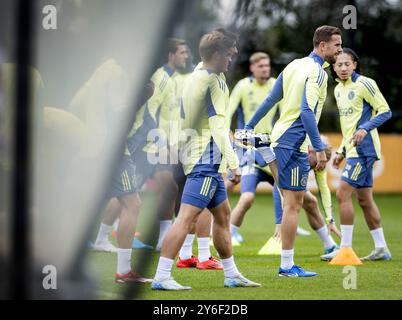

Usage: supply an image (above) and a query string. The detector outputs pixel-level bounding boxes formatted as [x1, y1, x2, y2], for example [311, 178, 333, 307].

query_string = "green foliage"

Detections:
[227, 0, 402, 132]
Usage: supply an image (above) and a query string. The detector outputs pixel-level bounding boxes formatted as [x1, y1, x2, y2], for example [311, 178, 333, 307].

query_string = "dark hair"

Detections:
[330, 47, 361, 80]
[313, 25, 342, 48]
[166, 38, 187, 57]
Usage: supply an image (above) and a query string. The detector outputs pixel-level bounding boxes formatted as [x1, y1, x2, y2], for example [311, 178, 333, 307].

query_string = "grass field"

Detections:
[90, 193, 402, 300]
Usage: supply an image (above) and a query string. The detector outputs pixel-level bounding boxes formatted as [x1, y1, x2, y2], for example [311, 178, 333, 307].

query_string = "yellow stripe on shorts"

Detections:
[291, 167, 299, 187]
[351, 163, 362, 181]
[200, 177, 208, 196]
[200, 177, 212, 196]
[124, 171, 132, 190]
[121, 173, 128, 191]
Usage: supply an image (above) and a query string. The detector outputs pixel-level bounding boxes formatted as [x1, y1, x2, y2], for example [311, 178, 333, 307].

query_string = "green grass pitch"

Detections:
[90, 193, 402, 300]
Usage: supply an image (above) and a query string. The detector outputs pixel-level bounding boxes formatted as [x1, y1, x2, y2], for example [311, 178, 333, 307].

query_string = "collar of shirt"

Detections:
[308, 52, 330, 68]
[335, 71, 361, 85]
[163, 64, 175, 77]
[248, 75, 272, 86]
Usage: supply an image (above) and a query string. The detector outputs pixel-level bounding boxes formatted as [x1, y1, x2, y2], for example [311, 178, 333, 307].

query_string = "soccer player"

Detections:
[321, 48, 392, 261]
[89, 77, 155, 252]
[232, 139, 340, 257]
[153, 43, 223, 270]
[151, 29, 261, 290]
[245, 25, 342, 277]
[66, 58, 154, 283]
[149, 38, 189, 251]
[109, 151, 153, 283]
[226, 52, 310, 243]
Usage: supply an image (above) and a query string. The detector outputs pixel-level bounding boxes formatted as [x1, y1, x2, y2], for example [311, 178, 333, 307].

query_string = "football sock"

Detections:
[179, 234, 195, 260]
[154, 256, 174, 281]
[221, 256, 240, 278]
[95, 223, 112, 245]
[157, 220, 172, 248]
[113, 219, 119, 232]
[116, 248, 132, 275]
[316, 225, 337, 249]
[370, 227, 387, 249]
[280, 249, 294, 270]
[340, 225, 354, 247]
[197, 237, 211, 262]
[230, 224, 239, 234]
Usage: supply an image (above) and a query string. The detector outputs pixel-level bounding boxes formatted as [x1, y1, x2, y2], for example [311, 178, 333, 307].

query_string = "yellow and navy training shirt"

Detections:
[246, 52, 328, 153]
[170, 69, 193, 137]
[228, 76, 280, 133]
[172, 71, 192, 101]
[143, 64, 179, 153]
[180, 67, 239, 176]
[334, 72, 392, 160]
[127, 101, 161, 156]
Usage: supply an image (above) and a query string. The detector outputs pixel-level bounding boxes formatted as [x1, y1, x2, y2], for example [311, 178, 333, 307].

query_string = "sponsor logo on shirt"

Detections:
[339, 107, 354, 116]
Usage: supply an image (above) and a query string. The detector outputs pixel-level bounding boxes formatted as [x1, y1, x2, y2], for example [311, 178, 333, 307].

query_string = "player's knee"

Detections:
[213, 208, 231, 227]
[285, 202, 302, 213]
[357, 195, 368, 209]
[356, 192, 374, 209]
[214, 213, 230, 228]
[120, 194, 141, 213]
[175, 213, 196, 231]
[336, 188, 349, 203]
[303, 193, 318, 212]
[240, 193, 255, 209]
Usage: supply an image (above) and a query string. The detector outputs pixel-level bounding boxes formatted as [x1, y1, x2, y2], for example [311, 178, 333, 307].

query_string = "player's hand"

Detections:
[350, 129, 368, 146]
[327, 222, 341, 239]
[332, 153, 344, 169]
[315, 150, 328, 172]
[229, 167, 241, 185]
[273, 224, 281, 239]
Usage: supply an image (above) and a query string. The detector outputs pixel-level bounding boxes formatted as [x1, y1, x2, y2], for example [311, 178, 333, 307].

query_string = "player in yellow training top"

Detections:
[152, 29, 261, 290]
[246, 26, 342, 277]
[322, 48, 392, 261]
[225, 52, 312, 243]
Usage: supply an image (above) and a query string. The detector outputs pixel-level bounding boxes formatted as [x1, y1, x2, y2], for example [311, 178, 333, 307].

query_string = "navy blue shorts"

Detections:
[109, 151, 153, 198]
[109, 155, 139, 198]
[274, 147, 310, 191]
[341, 157, 377, 188]
[240, 167, 275, 193]
[181, 173, 227, 210]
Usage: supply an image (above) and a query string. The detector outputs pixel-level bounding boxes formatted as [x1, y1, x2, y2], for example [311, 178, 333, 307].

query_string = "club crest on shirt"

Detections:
[348, 90, 355, 100]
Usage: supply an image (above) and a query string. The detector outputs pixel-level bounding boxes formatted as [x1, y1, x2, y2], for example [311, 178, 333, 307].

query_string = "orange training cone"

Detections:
[329, 247, 363, 266]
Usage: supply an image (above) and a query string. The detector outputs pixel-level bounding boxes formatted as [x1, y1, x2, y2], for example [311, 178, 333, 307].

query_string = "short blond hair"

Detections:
[199, 30, 237, 62]
[249, 52, 270, 65]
